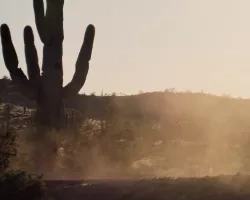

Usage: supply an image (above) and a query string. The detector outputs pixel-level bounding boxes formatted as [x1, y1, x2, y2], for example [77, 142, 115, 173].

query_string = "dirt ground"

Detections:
[45, 174, 250, 200]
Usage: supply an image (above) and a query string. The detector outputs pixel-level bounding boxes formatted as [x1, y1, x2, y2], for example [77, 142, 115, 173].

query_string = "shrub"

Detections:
[0, 170, 47, 200]
[0, 132, 17, 172]
[0, 130, 48, 200]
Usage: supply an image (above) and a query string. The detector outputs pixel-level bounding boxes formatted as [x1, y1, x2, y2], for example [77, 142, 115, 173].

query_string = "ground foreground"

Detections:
[45, 174, 250, 200]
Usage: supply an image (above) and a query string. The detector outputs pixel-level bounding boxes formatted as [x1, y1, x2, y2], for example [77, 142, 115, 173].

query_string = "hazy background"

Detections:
[1, 0, 250, 97]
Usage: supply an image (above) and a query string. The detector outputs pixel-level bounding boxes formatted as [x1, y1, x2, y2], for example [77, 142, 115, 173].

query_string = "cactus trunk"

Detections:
[0, 0, 95, 131]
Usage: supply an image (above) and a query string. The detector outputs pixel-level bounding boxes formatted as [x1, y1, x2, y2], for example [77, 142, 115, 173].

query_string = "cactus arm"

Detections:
[33, 0, 48, 44]
[63, 24, 95, 97]
[24, 26, 40, 82]
[0, 24, 35, 100]
[0, 24, 29, 93]
[0, 24, 19, 74]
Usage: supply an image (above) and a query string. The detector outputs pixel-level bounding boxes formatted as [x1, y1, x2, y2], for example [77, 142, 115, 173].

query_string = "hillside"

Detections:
[1, 77, 250, 121]
[2, 77, 250, 179]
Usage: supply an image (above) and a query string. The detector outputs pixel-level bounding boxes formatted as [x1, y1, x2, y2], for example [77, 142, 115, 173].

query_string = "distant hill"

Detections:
[1, 77, 250, 124]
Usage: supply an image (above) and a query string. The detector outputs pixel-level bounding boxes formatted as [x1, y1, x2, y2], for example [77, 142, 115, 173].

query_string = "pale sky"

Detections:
[1, 0, 250, 97]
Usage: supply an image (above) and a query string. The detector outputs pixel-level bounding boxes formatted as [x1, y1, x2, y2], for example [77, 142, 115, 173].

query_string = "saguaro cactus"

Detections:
[0, 0, 95, 130]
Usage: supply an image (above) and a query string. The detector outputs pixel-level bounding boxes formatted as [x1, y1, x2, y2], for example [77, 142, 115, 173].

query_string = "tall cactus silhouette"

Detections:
[0, 0, 95, 130]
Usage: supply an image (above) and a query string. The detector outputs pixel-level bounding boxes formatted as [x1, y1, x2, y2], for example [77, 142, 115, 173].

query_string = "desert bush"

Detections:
[0, 170, 46, 200]
[0, 129, 48, 200]
[0, 132, 17, 172]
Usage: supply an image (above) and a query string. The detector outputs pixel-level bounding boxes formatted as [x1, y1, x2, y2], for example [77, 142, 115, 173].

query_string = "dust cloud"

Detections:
[11, 93, 250, 179]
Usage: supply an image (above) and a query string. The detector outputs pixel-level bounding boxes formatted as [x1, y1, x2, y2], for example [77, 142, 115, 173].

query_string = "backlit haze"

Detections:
[1, 0, 250, 97]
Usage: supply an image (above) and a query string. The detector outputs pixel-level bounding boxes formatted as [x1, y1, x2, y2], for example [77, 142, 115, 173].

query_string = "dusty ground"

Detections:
[45, 174, 250, 200]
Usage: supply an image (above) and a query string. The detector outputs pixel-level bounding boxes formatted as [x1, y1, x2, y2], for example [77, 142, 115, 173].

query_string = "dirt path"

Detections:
[45, 175, 250, 200]
[46, 180, 137, 200]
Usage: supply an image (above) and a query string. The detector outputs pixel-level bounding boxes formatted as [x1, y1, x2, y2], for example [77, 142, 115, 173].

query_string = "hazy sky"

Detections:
[1, 0, 250, 97]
